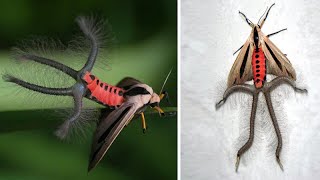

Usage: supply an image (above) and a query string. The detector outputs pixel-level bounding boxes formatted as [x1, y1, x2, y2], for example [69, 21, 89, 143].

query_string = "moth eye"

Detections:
[150, 102, 157, 107]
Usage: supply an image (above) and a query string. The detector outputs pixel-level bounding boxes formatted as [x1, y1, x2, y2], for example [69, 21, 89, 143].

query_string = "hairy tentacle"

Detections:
[77, 16, 101, 73]
[216, 84, 256, 109]
[55, 83, 86, 139]
[262, 76, 307, 170]
[3, 74, 72, 96]
[265, 76, 308, 93]
[236, 92, 258, 172]
[16, 54, 78, 79]
[263, 91, 283, 170]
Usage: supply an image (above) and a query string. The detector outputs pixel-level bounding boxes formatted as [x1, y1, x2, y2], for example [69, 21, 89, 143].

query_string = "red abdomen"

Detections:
[251, 48, 266, 88]
[82, 72, 125, 107]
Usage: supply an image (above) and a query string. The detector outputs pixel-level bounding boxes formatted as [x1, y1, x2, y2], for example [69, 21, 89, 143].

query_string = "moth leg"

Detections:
[159, 91, 168, 100]
[15, 54, 78, 79]
[263, 91, 284, 171]
[267, 28, 287, 38]
[55, 83, 86, 139]
[3, 74, 72, 95]
[140, 112, 147, 133]
[216, 84, 255, 109]
[259, 3, 275, 28]
[159, 91, 171, 105]
[235, 92, 259, 172]
[265, 76, 308, 93]
[233, 44, 244, 55]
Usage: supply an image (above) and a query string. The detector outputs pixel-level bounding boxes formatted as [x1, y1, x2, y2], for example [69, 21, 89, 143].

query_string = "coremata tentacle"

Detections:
[216, 76, 307, 172]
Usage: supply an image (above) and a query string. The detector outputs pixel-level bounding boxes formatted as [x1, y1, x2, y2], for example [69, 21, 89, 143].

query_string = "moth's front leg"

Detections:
[216, 84, 256, 109]
[140, 112, 147, 133]
[267, 28, 287, 38]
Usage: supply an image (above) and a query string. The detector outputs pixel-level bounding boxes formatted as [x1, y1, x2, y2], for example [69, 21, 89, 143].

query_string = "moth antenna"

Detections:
[238, 11, 254, 27]
[257, 6, 269, 26]
[159, 68, 173, 95]
[258, 3, 275, 28]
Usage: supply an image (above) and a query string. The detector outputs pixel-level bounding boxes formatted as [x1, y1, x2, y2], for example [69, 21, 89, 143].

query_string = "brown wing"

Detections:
[88, 102, 139, 172]
[261, 34, 296, 80]
[116, 77, 142, 90]
[227, 35, 254, 87]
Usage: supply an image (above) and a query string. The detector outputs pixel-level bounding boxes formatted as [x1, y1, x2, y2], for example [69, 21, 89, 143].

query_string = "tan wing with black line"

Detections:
[227, 34, 254, 87]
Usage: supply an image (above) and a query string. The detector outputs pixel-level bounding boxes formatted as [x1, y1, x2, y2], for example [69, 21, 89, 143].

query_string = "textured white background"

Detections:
[181, 0, 320, 179]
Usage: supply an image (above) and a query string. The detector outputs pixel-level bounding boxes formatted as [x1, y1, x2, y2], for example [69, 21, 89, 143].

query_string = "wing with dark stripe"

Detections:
[227, 36, 254, 87]
[261, 35, 296, 80]
[88, 102, 139, 171]
[116, 77, 142, 90]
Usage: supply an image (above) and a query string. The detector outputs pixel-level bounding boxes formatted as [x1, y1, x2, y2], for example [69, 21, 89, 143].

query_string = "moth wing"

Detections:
[116, 77, 142, 89]
[227, 36, 254, 87]
[261, 34, 296, 80]
[88, 102, 140, 171]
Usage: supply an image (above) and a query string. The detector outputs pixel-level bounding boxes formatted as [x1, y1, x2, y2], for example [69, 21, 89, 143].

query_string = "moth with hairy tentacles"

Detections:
[3, 16, 171, 172]
[216, 4, 307, 172]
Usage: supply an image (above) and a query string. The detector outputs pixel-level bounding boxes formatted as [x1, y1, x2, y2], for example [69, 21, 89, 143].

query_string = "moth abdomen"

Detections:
[82, 71, 125, 107]
[251, 48, 266, 88]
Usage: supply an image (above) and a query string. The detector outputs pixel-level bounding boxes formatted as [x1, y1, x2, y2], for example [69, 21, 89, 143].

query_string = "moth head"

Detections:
[149, 92, 165, 116]
[148, 68, 172, 116]
[124, 84, 165, 116]
[149, 93, 160, 106]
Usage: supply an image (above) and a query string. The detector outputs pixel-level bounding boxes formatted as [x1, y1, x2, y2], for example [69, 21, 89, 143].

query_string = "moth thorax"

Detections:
[150, 93, 160, 104]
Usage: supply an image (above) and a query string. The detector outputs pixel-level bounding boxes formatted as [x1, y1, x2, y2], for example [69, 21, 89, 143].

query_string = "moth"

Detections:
[3, 16, 171, 171]
[216, 3, 307, 172]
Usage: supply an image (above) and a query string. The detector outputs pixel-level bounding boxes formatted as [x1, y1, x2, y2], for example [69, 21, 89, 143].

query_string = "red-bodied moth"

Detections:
[216, 3, 307, 172]
[3, 16, 172, 171]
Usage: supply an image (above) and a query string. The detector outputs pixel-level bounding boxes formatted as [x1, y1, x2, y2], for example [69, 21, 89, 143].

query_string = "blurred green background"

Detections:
[0, 0, 177, 179]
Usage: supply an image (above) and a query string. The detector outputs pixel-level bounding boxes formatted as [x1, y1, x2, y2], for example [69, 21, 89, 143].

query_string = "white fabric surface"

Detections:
[181, 0, 320, 179]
